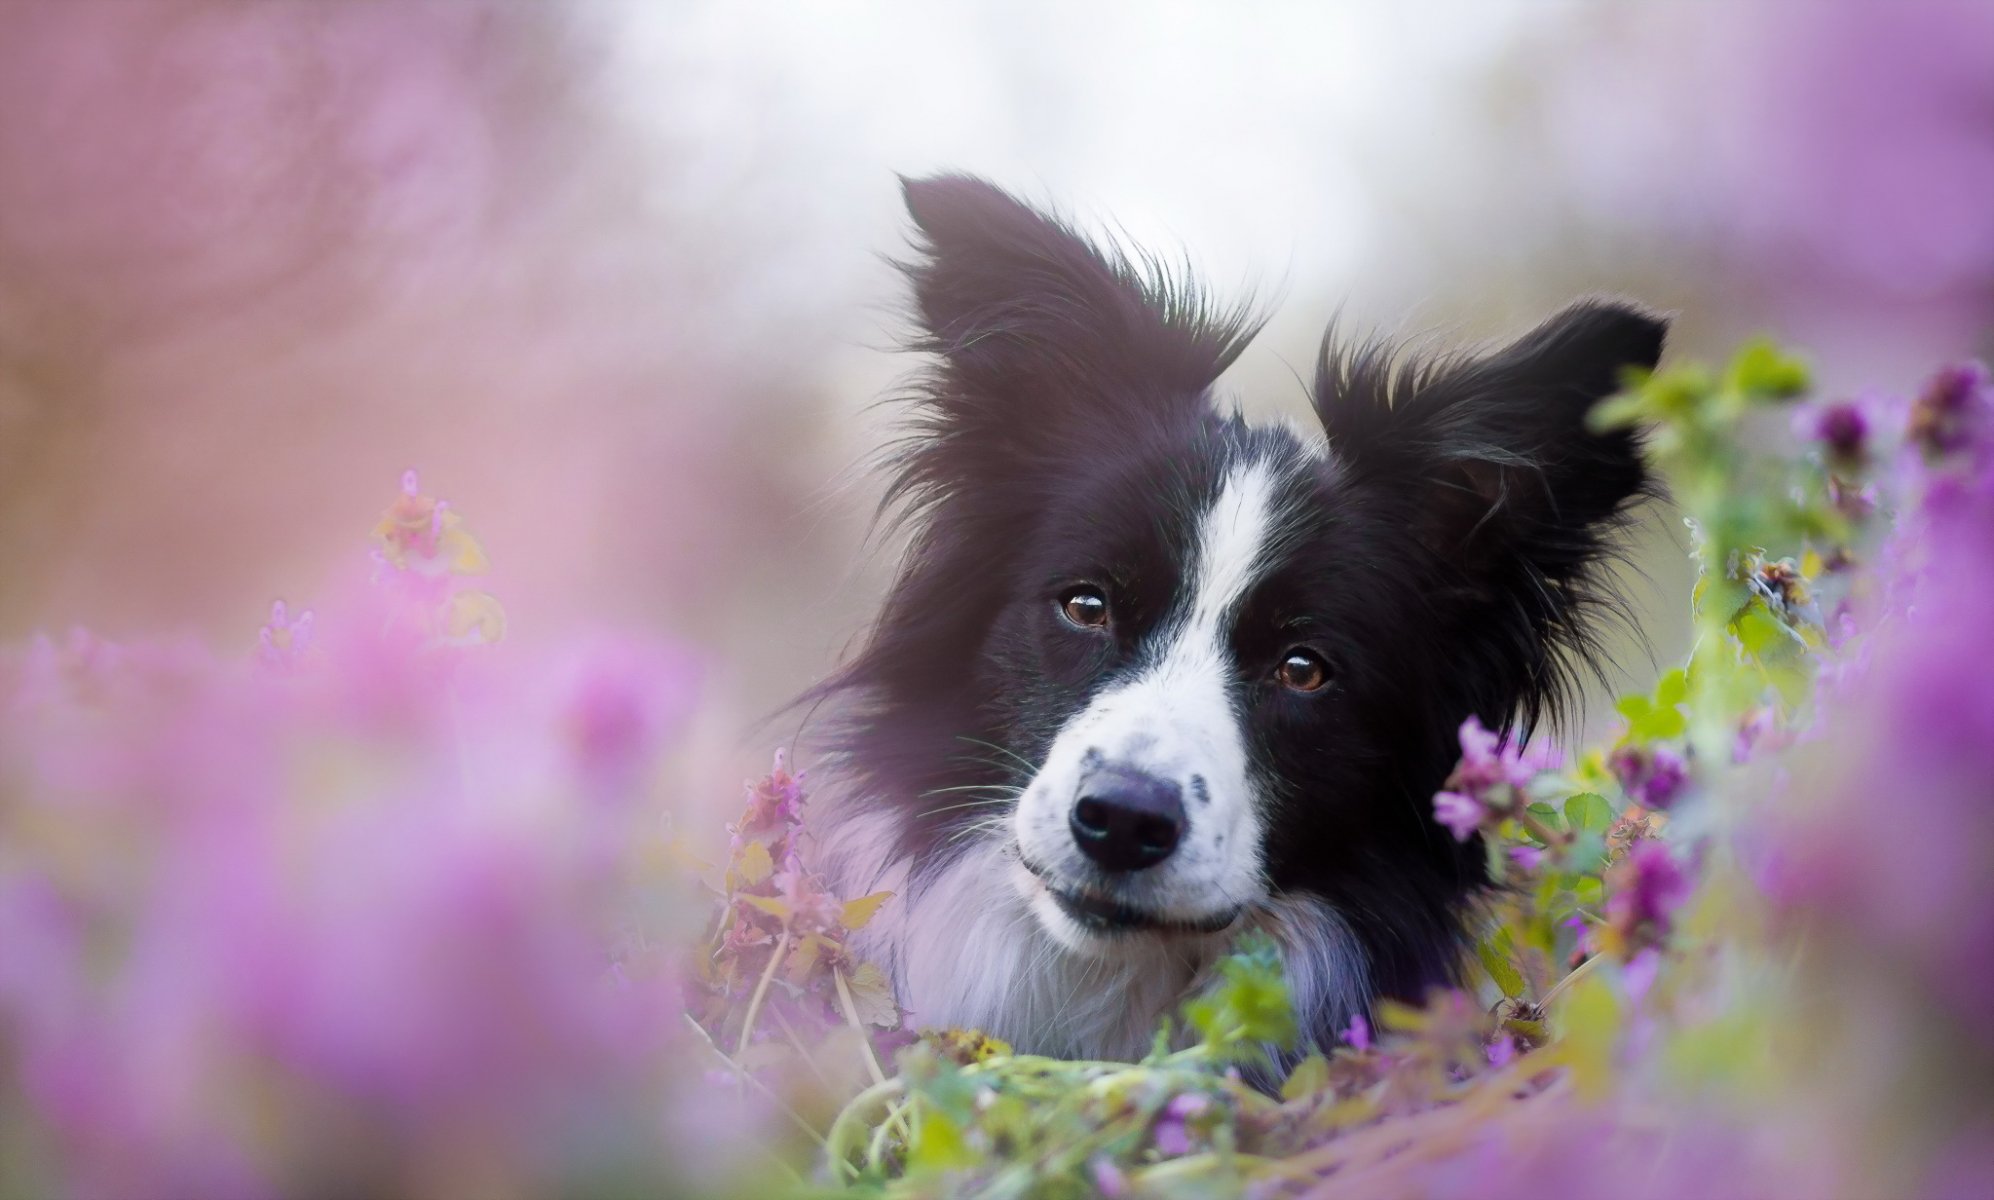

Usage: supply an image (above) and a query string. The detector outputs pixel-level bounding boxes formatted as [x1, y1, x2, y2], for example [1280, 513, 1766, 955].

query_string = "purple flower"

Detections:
[1621, 948, 1662, 1004]
[557, 639, 699, 799]
[738, 749, 807, 839]
[1607, 841, 1692, 944]
[1438, 718, 1548, 840]
[1637, 746, 1689, 810]
[1486, 1033, 1516, 1067]
[1817, 402, 1869, 458]
[1908, 361, 1991, 459]
[1152, 1091, 1210, 1157]
[1733, 706, 1780, 765]
[1509, 844, 1544, 872]
[1089, 1157, 1128, 1197]
[1433, 790, 1486, 842]
[1609, 744, 1692, 811]
[1450, 716, 1540, 793]
[1793, 397, 1880, 467]
[1340, 1012, 1372, 1052]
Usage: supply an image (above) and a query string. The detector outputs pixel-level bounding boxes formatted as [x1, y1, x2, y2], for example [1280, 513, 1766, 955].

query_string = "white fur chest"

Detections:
[871, 843, 1221, 1060]
[814, 809, 1367, 1062]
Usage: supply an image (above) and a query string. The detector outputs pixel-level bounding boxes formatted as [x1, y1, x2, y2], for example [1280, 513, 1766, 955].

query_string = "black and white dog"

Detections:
[809, 174, 1661, 1061]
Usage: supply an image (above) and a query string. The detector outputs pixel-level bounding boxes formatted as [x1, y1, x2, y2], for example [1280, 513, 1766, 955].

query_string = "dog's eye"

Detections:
[1058, 586, 1110, 630]
[1275, 648, 1331, 693]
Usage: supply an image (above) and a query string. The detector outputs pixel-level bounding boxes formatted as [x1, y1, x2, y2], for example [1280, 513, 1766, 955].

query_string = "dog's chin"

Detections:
[1012, 858, 1241, 958]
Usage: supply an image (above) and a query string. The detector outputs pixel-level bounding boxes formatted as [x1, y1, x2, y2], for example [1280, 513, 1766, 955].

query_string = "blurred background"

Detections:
[2, 0, 1990, 795]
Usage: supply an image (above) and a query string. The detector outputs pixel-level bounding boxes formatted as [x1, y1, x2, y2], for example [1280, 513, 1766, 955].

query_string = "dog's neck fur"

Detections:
[812, 805, 1369, 1060]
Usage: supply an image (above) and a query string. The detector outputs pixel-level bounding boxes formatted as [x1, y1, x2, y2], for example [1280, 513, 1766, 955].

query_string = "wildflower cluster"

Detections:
[686, 753, 905, 1113]
[0, 474, 740, 1198]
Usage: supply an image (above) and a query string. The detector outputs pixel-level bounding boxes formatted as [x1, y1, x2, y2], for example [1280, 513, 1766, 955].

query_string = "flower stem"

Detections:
[834, 965, 890, 1086]
[1539, 951, 1605, 1009]
[680, 1012, 825, 1149]
[736, 927, 790, 1059]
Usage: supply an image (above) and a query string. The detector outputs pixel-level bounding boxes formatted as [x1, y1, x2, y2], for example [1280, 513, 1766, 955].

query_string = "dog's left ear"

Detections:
[1315, 299, 1665, 573]
[898, 174, 1260, 456]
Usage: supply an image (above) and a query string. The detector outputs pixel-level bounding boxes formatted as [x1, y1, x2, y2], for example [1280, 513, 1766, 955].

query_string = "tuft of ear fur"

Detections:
[892, 174, 1261, 495]
[1313, 299, 1668, 732]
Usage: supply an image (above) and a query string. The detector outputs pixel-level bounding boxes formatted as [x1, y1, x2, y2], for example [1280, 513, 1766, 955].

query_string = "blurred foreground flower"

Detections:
[0, 475, 765, 1199]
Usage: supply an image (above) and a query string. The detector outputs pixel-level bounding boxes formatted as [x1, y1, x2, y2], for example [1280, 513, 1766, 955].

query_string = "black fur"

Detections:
[811, 174, 1663, 1040]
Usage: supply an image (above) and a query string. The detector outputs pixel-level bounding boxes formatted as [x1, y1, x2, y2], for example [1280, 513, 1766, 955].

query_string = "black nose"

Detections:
[1070, 765, 1185, 872]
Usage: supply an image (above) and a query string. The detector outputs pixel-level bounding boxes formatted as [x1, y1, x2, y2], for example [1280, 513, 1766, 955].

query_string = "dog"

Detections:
[807, 174, 1662, 1062]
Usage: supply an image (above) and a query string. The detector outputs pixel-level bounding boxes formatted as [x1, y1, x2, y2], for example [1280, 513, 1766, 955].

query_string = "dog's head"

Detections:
[831, 175, 1661, 991]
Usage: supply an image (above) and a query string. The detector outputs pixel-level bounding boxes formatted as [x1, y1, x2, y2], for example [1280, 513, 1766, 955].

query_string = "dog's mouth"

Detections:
[1019, 855, 1240, 937]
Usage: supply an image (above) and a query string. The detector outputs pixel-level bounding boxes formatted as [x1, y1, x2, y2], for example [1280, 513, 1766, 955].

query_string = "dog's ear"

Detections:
[898, 174, 1259, 456]
[1316, 299, 1664, 563]
[1314, 301, 1664, 727]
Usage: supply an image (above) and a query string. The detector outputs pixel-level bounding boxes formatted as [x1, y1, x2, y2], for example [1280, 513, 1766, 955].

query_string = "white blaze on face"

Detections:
[1015, 458, 1287, 947]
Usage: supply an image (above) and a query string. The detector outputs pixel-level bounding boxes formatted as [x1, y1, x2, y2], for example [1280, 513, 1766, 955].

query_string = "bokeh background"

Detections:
[3, 0, 1991, 797]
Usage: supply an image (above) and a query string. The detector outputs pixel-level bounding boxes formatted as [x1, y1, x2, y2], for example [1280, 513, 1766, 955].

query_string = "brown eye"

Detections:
[1059, 586, 1110, 630]
[1276, 648, 1331, 693]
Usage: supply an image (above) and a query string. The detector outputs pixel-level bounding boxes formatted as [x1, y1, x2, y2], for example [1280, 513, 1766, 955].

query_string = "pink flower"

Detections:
[1433, 790, 1486, 842]
[768, 863, 844, 935]
[1435, 717, 1546, 840]
[255, 600, 316, 671]
[736, 749, 807, 842]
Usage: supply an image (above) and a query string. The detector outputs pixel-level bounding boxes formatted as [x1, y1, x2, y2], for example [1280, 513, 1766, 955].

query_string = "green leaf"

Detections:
[734, 839, 773, 886]
[1644, 706, 1689, 740]
[906, 1109, 978, 1173]
[844, 963, 899, 1027]
[1281, 1053, 1330, 1102]
[1732, 602, 1790, 657]
[1182, 933, 1297, 1058]
[1564, 792, 1614, 836]
[1587, 391, 1647, 432]
[1567, 831, 1609, 877]
[840, 891, 893, 931]
[1724, 338, 1811, 401]
[1477, 937, 1526, 999]
[740, 895, 789, 919]
[1553, 971, 1623, 1100]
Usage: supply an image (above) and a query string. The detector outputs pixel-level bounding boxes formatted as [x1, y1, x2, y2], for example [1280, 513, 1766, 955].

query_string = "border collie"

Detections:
[809, 174, 1662, 1062]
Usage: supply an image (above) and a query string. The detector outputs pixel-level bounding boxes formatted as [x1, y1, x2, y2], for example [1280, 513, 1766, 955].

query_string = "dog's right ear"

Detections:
[897, 174, 1259, 462]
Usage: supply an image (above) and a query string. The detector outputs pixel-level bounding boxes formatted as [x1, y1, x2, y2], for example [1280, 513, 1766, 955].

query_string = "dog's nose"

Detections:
[1069, 765, 1185, 872]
